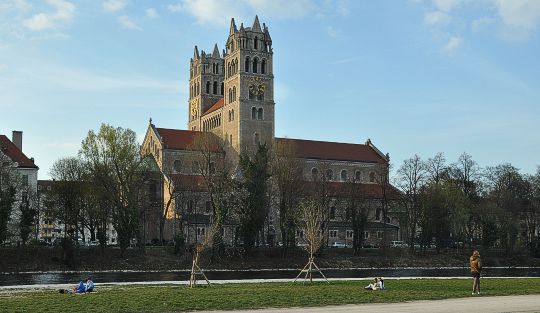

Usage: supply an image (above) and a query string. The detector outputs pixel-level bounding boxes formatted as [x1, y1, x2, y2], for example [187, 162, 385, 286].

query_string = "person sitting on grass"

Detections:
[364, 277, 384, 290]
[59, 280, 86, 294]
[85, 277, 94, 292]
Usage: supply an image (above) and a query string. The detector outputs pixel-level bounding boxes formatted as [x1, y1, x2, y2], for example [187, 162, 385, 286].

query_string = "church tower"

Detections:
[222, 16, 274, 156]
[188, 44, 224, 131]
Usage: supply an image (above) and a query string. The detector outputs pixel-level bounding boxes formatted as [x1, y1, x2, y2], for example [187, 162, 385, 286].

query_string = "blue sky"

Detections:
[1, 0, 539, 179]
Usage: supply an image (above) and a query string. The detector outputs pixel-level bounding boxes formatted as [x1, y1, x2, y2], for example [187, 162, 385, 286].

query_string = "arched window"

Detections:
[355, 170, 361, 182]
[251, 107, 257, 119]
[228, 111, 231, 122]
[232, 86, 236, 101]
[369, 172, 375, 183]
[187, 200, 194, 213]
[311, 168, 319, 180]
[229, 134, 233, 145]
[173, 160, 182, 173]
[245, 57, 250, 72]
[228, 63, 232, 77]
[329, 207, 336, 220]
[220, 82, 224, 95]
[257, 108, 263, 120]
[253, 58, 258, 73]
[375, 208, 381, 220]
[254, 36, 258, 50]
[257, 91, 264, 101]
[254, 133, 260, 146]
[340, 170, 348, 181]
[231, 109, 234, 120]
[261, 59, 266, 74]
[212, 63, 215, 74]
[206, 81, 210, 94]
[205, 201, 211, 214]
[326, 169, 333, 181]
[213, 81, 217, 94]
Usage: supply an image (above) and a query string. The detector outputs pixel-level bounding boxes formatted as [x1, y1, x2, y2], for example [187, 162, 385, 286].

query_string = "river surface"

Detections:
[1, 267, 539, 287]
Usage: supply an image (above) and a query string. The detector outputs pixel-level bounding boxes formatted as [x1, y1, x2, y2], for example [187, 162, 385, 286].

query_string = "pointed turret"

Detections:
[252, 15, 262, 32]
[193, 45, 199, 60]
[212, 44, 220, 58]
[229, 18, 237, 35]
[239, 23, 246, 37]
[264, 24, 272, 42]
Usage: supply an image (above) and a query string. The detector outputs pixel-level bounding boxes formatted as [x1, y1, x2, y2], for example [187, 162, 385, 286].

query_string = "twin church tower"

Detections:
[187, 16, 274, 157]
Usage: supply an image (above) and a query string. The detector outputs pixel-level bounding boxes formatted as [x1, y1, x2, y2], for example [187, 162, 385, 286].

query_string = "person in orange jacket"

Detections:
[470, 250, 482, 295]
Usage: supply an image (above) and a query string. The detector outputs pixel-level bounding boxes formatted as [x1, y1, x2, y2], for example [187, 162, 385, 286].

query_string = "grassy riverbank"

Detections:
[2, 279, 540, 313]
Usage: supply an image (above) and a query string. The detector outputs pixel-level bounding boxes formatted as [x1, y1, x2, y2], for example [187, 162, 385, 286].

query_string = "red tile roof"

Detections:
[275, 137, 387, 164]
[202, 98, 224, 116]
[0, 135, 38, 169]
[155, 128, 223, 152]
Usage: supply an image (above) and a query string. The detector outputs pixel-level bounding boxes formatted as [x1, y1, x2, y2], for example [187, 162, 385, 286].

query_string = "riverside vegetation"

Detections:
[2, 279, 540, 313]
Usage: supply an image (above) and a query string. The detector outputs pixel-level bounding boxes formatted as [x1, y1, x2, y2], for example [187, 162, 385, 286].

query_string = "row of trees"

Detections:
[396, 152, 540, 255]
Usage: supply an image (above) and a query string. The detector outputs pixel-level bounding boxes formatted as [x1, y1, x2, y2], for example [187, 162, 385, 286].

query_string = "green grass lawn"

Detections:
[1, 279, 540, 313]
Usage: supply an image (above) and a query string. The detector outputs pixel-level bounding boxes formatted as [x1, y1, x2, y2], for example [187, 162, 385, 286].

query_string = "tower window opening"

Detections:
[369, 172, 375, 183]
[206, 81, 210, 94]
[257, 108, 263, 120]
[341, 170, 348, 181]
[221, 82, 224, 95]
[245, 57, 250, 72]
[261, 59, 266, 74]
[253, 58, 258, 73]
[251, 107, 257, 119]
[213, 81, 217, 94]
[232, 86, 236, 101]
[254, 36, 258, 50]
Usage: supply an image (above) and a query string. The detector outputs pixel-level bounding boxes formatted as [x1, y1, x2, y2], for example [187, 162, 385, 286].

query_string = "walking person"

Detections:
[470, 250, 482, 295]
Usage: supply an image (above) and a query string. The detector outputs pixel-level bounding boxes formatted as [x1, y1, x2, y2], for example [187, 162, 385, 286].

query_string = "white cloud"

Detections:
[22, 0, 75, 31]
[102, 0, 126, 13]
[178, 0, 246, 26]
[433, 0, 462, 12]
[167, 2, 183, 13]
[146, 8, 157, 19]
[495, 0, 540, 31]
[441, 36, 462, 54]
[471, 16, 495, 33]
[424, 10, 451, 26]
[246, 0, 313, 19]
[118, 15, 141, 31]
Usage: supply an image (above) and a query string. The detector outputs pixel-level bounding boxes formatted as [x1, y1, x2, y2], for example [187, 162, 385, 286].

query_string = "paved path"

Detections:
[195, 295, 540, 313]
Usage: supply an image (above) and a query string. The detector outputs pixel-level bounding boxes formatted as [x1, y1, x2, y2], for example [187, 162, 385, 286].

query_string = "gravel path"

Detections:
[194, 295, 540, 313]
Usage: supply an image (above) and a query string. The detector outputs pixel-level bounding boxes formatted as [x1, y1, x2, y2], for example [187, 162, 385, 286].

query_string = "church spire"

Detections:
[229, 18, 237, 35]
[193, 45, 199, 60]
[252, 15, 262, 32]
[212, 43, 220, 58]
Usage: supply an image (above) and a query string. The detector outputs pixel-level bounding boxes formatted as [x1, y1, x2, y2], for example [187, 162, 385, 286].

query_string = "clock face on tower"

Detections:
[249, 77, 265, 96]
[190, 100, 198, 119]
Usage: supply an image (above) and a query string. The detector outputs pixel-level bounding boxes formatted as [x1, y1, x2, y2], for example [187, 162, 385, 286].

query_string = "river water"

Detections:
[1, 267, 539, 287]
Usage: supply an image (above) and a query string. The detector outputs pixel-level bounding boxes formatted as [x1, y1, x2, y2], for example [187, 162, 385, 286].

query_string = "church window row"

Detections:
[310, 168, 377, 183]
[227, 58, 239, 78]
[228, 86, 237, 103]
[228, 109, 235, 122]
[251, 107, 263, 120]
[202, 114, 222, 131]
[238, 36, 271, 52]
[212, 63, 220, 74]
[244, 57, 267, 74]
[205, 81, 224, 96]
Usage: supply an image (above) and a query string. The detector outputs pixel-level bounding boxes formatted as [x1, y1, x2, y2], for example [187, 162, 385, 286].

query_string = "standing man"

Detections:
[470, 250, 482, 295]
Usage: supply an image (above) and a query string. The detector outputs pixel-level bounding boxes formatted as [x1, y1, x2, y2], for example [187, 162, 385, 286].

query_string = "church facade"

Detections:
[141, 17, 400, 248]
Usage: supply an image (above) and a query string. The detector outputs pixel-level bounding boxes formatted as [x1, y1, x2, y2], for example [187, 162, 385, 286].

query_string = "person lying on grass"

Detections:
[59, 277, 94, 294]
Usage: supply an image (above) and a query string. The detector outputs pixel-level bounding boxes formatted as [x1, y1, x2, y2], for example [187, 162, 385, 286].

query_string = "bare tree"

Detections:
[295, 198, 329, 284]
[397, 155, 427, 253]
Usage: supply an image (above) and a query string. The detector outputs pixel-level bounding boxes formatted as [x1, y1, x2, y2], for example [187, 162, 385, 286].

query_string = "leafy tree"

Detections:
[236, 144, 270, 252]
[18, 188, 37, 245]
[0, 153, 18, 244]
[80, 124, 149, 254]
[270, 140, 303, 256]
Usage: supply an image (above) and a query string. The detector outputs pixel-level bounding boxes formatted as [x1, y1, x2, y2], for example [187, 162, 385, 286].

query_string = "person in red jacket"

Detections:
[470, 250, 482, 295]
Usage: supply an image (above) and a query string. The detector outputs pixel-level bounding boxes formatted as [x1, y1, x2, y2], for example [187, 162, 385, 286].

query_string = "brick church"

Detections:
[141, 16, 400, 247]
